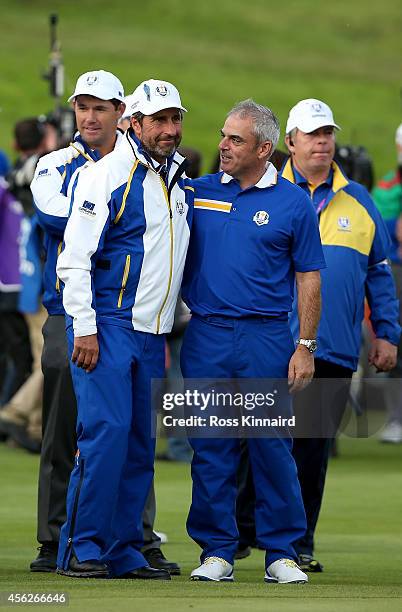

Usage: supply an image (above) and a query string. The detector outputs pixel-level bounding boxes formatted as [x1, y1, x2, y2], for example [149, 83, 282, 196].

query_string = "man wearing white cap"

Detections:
[55, 79, 193, 579]
[30, 70, 125, 573]
[281, 99, 400, 570]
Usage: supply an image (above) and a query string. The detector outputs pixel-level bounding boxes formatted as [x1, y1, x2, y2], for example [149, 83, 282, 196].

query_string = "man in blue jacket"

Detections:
[282, 99, 400, 571]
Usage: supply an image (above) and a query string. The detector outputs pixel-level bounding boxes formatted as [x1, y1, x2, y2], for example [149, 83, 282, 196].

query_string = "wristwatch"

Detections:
[296, 338, 317, 353]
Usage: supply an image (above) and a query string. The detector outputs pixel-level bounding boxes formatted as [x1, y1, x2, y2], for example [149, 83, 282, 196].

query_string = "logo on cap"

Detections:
[311, 103, 322, 112]
[86, 75, 98, 86]
[156, 85, 168, 97]
[253, 211, 269, 226]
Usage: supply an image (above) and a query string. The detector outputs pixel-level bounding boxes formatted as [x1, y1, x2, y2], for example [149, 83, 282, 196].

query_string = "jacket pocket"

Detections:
[117, 254, 131, 308]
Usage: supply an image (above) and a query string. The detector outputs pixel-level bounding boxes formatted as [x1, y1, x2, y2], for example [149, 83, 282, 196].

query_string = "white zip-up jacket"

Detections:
[57, 131, 193, 337]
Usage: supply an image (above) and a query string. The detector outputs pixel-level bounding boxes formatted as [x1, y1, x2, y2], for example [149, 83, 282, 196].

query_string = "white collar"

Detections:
[220, 162, 278, 189]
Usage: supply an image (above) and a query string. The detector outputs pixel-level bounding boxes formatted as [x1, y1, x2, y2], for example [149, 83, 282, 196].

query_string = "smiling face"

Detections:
[131, 108, 183, 163]
[74, 95, 123, 156]
[219, 114, 272, 188]
[286, 126, 336, 182]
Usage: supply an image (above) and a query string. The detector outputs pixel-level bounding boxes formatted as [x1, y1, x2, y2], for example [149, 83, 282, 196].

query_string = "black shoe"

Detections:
[298, 553, 324, 573]
[57, 552, 109, 578]
[30, 543, 58, 573]
[143, 548, 181, 575]
[234, 545, 251, 560]
[120, 566, 171, 580]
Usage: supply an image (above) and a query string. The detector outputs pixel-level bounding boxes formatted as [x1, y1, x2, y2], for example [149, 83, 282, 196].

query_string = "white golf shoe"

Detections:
[264, 558, 308, 584]
[191, 556, 234, 582]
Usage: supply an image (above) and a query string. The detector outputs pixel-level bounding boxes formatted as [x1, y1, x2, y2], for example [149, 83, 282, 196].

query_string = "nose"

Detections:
[163, 118, 180, 137]
[219, 136, 229, 151]
[85, 109, 97, 123]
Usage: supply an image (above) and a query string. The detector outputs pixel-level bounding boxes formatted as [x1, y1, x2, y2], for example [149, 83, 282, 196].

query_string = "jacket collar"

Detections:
[124, 129, 186, 182]
[71, 130, 124, 161]
[281, 158, 349, 194]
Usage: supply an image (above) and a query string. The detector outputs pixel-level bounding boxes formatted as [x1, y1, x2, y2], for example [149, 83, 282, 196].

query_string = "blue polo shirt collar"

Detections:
[292, 164, 333, 188]
[220, 162, 278, 189]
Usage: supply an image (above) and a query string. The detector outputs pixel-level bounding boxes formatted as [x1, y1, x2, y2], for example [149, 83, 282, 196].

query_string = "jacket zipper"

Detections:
[55, 241, 63, 294]
[117, 255, 131, 308]
[62, 457, 85, 568]
[156, 177, 174, 334]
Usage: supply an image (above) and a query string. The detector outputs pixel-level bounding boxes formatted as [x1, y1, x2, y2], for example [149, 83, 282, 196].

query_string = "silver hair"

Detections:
[227, 99, 280, 151]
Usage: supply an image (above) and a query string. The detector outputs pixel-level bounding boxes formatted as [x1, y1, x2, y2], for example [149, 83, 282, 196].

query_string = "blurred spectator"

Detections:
[118, 93, 135, 131]
[335, 143, 374, 192]
[0, 178, 32, 404]
[0, 117, 50, 451]
[372, 123, 402, 443]
[0, 149, 11, 178]
[8, 118, 49, 216]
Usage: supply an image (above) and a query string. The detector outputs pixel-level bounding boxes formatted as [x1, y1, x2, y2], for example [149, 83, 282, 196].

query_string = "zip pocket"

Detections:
[62, 456, 85, 569]
[55, 241, 63, 294]
[117, 255, 131, 308]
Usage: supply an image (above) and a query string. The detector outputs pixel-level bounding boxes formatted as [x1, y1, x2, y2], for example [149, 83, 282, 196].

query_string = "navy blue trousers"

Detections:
[181, 315, 306, 567]
[57, 323, 164, 576]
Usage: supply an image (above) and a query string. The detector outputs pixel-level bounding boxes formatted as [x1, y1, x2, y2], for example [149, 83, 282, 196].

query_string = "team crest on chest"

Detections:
[176, 200, 185, 215]
[337, 216, 351, 231]
[253, 210, 269, 226]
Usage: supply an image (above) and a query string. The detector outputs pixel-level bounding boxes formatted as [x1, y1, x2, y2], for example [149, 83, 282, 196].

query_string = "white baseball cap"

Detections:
[286, 98, 340, 134]
[129, 79, 187, 116]
[68, 70, 125, 103]
[121, 94, 137, 119]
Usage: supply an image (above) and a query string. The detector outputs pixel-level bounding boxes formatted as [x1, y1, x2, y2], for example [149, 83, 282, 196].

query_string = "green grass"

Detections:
[0, 0, 401, 177]
[1, 436, 402, 611]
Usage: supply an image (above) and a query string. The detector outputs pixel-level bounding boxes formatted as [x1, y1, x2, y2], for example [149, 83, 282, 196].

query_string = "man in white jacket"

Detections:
[56, 79, 193, 580]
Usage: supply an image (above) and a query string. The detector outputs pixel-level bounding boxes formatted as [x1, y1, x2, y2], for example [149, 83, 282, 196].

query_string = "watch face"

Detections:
[309, 340, 317, 352]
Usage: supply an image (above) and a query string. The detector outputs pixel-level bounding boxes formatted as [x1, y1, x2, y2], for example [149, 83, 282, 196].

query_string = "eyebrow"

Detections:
[220, 129, 244, 140]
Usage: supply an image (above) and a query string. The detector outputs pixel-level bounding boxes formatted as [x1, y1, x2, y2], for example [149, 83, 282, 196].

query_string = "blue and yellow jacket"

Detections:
[31, 134, 108, 315]
[282, 159, 401, 370]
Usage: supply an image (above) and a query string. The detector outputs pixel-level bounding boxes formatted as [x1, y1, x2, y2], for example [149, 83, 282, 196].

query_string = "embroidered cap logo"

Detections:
[86, 75, 98, 86]
[156, 85, 168, 97]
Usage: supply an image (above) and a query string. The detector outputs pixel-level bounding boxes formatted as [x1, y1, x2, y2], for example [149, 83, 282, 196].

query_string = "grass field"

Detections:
[1, 435, 402, 611]
[0, 0, 401, 177]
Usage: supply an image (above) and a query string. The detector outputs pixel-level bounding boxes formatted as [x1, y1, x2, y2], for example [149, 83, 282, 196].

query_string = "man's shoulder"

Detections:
[276, 174, 305, 194]
[193, 172, 223, 188]
[37, 143, 84, 169]
[342, 179, 376, 210]
[192, 172, 230, 198]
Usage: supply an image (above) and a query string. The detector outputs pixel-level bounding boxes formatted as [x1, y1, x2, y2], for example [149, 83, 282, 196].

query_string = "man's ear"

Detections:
[130, 116, 142, 138]
[258, 140, 273, 160]
[117, 102, 126, 120]
[285, 134, 294, 152]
